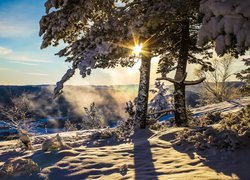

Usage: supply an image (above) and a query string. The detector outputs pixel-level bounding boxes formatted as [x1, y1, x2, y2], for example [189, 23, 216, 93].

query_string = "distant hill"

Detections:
[0, 85, 141, 122]
[0, 82, 243, 120]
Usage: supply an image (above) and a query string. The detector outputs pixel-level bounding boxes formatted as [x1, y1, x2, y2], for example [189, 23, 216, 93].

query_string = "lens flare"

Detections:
[133, 44, 143, 56]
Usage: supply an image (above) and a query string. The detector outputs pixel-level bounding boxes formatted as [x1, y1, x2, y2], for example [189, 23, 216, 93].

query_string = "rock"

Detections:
[119, 164, 128, 176]
[42, 134, 70, 151]
[18, 129, 33, 150]
[242, 129, 250, 137]
[0, 158, 40, 177]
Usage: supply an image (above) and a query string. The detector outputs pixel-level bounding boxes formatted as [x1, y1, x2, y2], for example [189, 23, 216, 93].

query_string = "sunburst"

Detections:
[113, 29, 153, 57]
[133, 43, 143, 56]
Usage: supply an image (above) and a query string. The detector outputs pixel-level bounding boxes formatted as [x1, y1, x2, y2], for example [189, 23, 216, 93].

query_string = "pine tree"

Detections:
[156, 1, 213, 126]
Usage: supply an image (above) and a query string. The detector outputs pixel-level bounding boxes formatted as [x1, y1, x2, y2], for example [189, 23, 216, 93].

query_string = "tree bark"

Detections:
[135, 55, 151, 129]
[174, 20, 190, 126]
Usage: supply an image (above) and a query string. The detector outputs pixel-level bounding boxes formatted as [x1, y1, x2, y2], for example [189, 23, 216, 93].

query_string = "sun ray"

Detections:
[133, 44, 143, 56]
[111, 28, 154, 57]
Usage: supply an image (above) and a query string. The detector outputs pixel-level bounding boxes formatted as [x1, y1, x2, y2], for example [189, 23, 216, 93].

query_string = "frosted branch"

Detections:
[184, 77, 206, 85]
[54, 68, 75, 98]
[156, 72, 187, 84]
[148, 109, 175, 116]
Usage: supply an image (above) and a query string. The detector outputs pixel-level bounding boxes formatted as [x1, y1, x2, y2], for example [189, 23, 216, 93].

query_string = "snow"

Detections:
[0, 127, 250, 179]
[0, 97, 249, 179]
[192, 96, 250, 116]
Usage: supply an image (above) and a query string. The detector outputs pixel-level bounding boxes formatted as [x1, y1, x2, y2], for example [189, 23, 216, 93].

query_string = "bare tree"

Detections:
[0, 95, 33, 150]
[195, 55, 239, 104]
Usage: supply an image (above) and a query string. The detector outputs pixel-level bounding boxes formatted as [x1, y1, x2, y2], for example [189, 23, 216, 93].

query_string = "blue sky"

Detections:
[0, 0, 247, 86]
[0, 0, 70, 85]
[0, 0, 146, 85]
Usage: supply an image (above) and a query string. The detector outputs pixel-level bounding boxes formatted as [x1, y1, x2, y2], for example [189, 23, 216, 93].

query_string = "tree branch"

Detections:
[156, 72, 187, 84]
[148, 109, 175, 116]
[156, 77, 180, 84]
[184, 77, 206, 85]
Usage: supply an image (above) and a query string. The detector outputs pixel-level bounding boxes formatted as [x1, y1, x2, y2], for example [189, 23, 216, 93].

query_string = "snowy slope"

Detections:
[0, 97, 249, 179]
[192, 96, 250, 116]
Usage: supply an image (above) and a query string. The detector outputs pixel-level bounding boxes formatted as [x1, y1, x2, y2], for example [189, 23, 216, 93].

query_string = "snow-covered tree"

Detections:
[115, 101, 136, 141]
[40, 0, 211, 127]
[0, 95, 33, 149]
[80, 103, 105, 130]
[39, 0, 152, 128]
[148, 81, 173, 119]
[155, 1, 214, 126]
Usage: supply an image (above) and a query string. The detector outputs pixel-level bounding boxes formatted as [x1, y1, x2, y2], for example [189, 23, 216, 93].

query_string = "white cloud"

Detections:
[0, 18, 35, 38]
[10, 61, 39, 66]
[24, 72, 48, 76]
[0, 46, 52, 64]
[6, 54, 51, 63]
[0, 46, 12, 55]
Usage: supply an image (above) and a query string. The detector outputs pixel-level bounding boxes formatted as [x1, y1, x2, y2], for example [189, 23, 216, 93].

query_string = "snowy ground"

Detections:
[0, 128, 250, 179]
[192, 96, 250, 116]
[0, 97, 249, 179]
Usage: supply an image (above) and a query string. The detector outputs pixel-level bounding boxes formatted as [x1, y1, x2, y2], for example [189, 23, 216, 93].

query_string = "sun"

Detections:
[133, 43, 143, 56]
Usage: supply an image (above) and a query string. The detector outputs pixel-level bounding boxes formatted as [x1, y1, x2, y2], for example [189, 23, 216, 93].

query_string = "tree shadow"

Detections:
[0, 150, 26, 165]
[131, 128, 159, 180]
[160, 127, 250, 179]
[30, 150, 68, 169]
[84, 128, 160, 179]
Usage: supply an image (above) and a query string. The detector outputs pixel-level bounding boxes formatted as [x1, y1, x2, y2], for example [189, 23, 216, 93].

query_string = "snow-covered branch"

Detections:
[184, 77, 206, 85]
[198, 0, 250, 55]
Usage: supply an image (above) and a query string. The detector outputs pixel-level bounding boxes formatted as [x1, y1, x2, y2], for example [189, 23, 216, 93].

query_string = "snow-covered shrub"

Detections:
[188, 111, 222, 127]
[220, 105, 250, 136]
[0, 95, 33, 150]
[149, 122, 168, 131]
[115, 101, 137, 142]
[174, 105, 250, 151]
[42, 134, 70, 151]
[174, 127, 240, 151]
[80, 103, 105, 130]
[64, 119, 78, 132]
[88, 128, 115, 140]
[0, 158, 40, 177]
[87, 101, 137, 143]
[0, 95, 32, 131]
[148, 81, 173, 119]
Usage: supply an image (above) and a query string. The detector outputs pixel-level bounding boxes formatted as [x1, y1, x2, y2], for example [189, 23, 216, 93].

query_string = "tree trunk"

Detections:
[174, 20, 190, 126]
[135, 55, 151, 129]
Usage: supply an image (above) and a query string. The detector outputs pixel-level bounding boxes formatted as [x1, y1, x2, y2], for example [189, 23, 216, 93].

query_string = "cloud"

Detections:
[10, 61, 40, 66]
[0, 46, 12, 55]
[24, 72, 48, 76]
[0, 46, 51, 64]
[0, 18, 35, 38]
[6, 54, 51, 63]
